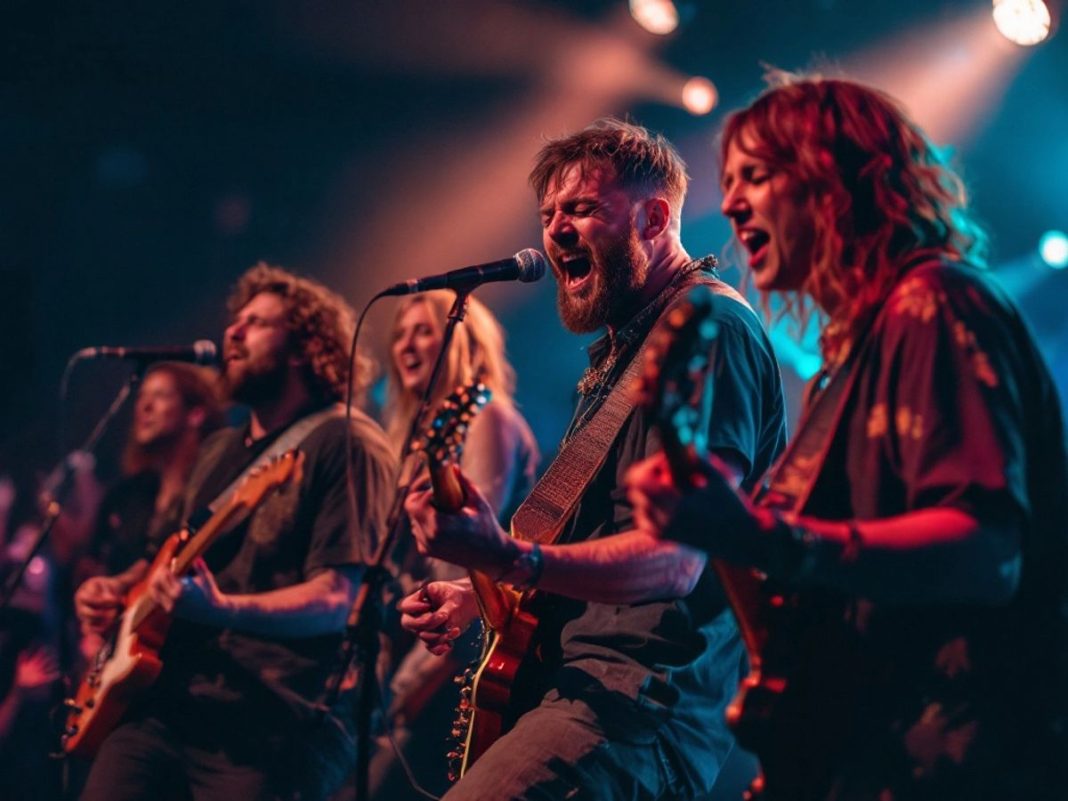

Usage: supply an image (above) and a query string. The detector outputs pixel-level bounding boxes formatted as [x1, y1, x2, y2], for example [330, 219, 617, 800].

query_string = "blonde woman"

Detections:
[370, 291, 537, 798]
[387, 290, 538, 524]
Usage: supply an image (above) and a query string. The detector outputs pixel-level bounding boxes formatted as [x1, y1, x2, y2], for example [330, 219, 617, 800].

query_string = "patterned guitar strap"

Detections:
[512, 268, 734, 545]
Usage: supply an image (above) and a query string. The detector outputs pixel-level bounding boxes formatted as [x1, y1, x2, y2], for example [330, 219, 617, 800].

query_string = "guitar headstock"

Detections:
[412, 380, 492, 470]
[233, 449, 305, 509]
[636, 287, 719, 461]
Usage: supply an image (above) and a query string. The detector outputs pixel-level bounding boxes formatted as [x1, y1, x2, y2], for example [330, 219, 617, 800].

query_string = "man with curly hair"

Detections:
[628, 76, 1068, 800]
[80, 264, 395, 801]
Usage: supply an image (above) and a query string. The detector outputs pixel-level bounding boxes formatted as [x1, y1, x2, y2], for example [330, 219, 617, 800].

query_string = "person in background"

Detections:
[365, 290, 538, 799]
[74, 363, 223, 662]
[77, 264, 396, 801]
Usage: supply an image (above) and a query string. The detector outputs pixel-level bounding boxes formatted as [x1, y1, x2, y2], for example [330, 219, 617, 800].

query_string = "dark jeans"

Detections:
[80, 716, 294, 801]
[442, 695, 690, 801]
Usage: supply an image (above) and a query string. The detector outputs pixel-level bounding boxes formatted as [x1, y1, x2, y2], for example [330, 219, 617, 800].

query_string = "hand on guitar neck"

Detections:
[624, 450, 780, 567]
[407, 466, 518, 580]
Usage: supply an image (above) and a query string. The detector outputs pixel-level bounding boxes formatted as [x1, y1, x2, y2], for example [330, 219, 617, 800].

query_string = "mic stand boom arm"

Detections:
[1, 366, 144, 611]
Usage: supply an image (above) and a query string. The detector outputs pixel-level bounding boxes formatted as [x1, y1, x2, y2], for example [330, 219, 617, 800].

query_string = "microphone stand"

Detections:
[326, 287, 473, 801]
[0, 365, 144, 612]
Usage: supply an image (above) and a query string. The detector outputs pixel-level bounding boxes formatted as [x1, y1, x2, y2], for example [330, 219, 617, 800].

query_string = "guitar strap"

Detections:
[754, 354, 863, 517]
[511, 275, 734, 545]
[201, 404, 345, 515]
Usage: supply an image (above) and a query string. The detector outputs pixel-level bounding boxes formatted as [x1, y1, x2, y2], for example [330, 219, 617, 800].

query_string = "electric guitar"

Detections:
[639, 288, 865, 801]
[62, 450, 305, 758]
[411, 381, 538, 781]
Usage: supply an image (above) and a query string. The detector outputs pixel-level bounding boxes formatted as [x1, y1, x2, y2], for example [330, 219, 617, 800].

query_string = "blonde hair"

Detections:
[385, 291, 516, 453]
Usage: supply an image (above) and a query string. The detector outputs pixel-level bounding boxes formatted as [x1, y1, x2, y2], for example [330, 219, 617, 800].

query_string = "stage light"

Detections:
[681, 77, 717, 115]
[629, 0, 679, 35]
[992, 0, 1052, 45]
[1039, 230, 1068, 268]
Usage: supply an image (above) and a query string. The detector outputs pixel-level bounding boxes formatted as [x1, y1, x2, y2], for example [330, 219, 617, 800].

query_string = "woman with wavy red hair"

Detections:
[627, 74, 1066, 800]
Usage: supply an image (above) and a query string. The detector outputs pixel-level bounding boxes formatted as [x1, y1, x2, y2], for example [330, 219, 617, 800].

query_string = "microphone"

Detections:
[382, 248, 547, 296]
[72, 340, 218, 365]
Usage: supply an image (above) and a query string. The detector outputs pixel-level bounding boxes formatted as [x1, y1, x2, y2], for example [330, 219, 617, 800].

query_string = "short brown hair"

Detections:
[529, 118, 689, 219]
[227, 263, 373, 404]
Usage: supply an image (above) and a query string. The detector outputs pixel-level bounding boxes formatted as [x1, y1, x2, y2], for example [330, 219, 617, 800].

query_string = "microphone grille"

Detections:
[514, 249, 547, 283]
[193, 340, 219, 366]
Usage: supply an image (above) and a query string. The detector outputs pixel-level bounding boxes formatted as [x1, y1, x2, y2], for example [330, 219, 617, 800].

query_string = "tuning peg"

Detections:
[62, 699, 82, 714]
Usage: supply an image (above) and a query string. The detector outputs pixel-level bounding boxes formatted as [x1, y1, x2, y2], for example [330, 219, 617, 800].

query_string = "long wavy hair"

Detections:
[719, 73, 988, 359]
[384, 291, 516, 454]
[227, 263, 374, 404]
[121, 362, 224, 475]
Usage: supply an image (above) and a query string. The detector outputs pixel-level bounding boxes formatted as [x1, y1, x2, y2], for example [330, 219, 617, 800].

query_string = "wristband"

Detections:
[500, 542, 544, 590]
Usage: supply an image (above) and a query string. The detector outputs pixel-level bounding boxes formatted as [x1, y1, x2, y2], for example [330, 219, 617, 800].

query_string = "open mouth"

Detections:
[739, 229, 770, 268]
[559, 254, 593, 291]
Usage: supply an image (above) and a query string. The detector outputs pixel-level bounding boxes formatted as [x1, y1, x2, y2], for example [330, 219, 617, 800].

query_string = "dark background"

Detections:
[2, 0, 1065, 492]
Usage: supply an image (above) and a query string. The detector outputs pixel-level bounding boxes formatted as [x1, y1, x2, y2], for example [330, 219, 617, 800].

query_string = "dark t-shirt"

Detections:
[785, 262, 1067, 800]
[528, 273, 788, 796]
[147, 406, 395, 780]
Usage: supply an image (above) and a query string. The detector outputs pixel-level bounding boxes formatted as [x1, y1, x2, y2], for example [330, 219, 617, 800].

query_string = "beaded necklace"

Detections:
[576, 254, 717, 397]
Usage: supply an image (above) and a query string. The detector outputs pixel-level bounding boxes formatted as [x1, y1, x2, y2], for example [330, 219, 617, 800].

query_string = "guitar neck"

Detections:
[127, 502, 249, 631]
[427, 462, 513, 631]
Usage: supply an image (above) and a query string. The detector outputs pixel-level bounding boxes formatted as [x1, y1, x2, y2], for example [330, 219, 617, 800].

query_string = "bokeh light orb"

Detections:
[992, 0, 1052, 46]
[682, 77, 718, 115]
[1039, 230, 1068, 269]
[630, 0, 679, 35]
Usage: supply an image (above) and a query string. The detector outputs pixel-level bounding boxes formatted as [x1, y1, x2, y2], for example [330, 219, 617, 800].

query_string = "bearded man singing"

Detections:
[399, 119, 787, 801]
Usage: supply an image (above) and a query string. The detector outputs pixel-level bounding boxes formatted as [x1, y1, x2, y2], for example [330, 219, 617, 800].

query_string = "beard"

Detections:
[556, 227, 649, 334]
[221, 350, 288, 406]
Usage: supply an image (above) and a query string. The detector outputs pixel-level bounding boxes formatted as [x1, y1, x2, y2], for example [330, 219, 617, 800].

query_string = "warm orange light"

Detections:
[681, 76, 718, 115]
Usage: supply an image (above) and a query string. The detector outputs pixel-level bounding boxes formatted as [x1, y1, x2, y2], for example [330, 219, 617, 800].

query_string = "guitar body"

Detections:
[63, 535, 180, 757]
[62, 450, 303, 758]
[412, 381, 546, 780]
[456, 594, 538, 775]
